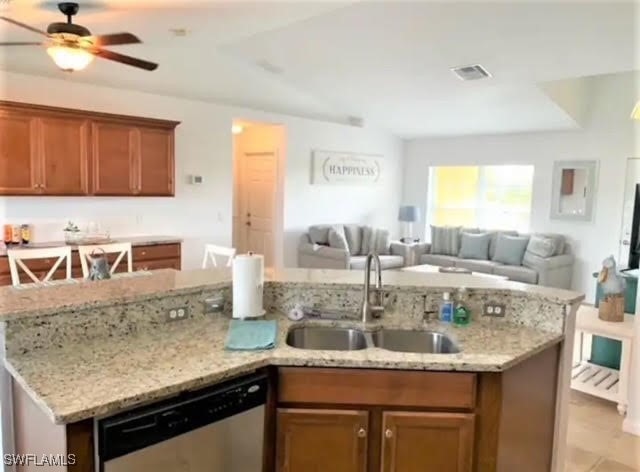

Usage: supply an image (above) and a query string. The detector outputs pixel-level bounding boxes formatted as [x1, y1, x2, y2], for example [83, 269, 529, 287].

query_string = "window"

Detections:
[426, 165, 534, 233]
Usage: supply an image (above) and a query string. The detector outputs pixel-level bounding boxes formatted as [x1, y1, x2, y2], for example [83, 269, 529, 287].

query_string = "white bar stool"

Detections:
[202, 245, 236, 268]
[7, 246, 72, 286]
[78, 242, 133, 278]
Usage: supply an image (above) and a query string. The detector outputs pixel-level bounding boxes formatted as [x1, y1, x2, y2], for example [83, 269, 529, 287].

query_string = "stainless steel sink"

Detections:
[286, 327, 368, 351]
[372, 329, 460, 354]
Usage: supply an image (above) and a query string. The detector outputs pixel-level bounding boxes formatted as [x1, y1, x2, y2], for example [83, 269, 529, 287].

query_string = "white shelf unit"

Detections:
[572, 305, 635, 415]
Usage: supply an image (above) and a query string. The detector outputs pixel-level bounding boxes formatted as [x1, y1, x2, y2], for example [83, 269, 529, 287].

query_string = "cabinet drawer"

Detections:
[133, 258, 180, 271]
[133, 244, 180, 261]
[278, 368, 477, 410]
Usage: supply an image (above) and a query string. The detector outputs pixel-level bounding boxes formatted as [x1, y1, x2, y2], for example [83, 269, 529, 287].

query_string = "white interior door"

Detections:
[238, 151, 277, 267]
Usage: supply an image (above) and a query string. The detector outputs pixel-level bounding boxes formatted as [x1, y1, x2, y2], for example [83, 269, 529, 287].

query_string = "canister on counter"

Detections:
[3, 224, 12, 245]
[11, 225, 20, 245]
[20, 224, 31, 245]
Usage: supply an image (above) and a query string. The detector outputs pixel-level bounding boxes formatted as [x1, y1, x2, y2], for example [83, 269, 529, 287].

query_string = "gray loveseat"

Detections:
[417, 228, 574, 289]
[298, 224, 406, 270]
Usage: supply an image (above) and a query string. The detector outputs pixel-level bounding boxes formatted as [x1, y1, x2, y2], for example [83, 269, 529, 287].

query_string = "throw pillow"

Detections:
[328, 226, 348, 251]
[458, 232, 491, 260]
[492, 234, 530, 266]
[308, 225, 331, 245]
[343, 225, 362, 256]
[526, 235, 556, 258]
[430, 226, 461, 256]
[361, 227, 391, 255]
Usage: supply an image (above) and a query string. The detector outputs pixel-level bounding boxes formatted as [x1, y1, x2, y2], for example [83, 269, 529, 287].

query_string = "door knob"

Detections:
[385, 429, 393, 439]
[357, 428, 366, 438]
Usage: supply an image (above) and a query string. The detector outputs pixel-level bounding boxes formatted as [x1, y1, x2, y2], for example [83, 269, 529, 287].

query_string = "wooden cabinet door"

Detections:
[276, 409, 368, 472]
[137, 126, 174, 196]
[0, 110, 39, 194]
[91, 121, 137, 195]
[39, 116, 89, 195]
[381, 411, 475, 472]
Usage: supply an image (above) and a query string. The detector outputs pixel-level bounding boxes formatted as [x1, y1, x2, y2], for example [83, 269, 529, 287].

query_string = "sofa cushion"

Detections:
[532, 233, 566, 256]
[350, 255, 404, 270]
[458, 232, 491, 260]
[492, 234, 530, 266]
[328, 225, 348, 250]
[493, 265, 538, 284]
[362, 227, 391, 255]
[480, 230, 518, 259]
[430, 225, 461, 256]
[308, 225, 332, 245]
[526, 235, 557, 258]
[343, 224, 363, 256]
[420, 254, 459, 267]
[455, 259, 502, 274]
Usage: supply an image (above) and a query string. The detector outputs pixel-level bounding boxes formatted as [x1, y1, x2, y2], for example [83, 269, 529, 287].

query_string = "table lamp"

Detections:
[398, 205, 421, 243]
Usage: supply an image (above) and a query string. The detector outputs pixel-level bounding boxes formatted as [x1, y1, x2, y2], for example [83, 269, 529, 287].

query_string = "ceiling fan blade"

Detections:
[0, 42, 43, 46]
[0, 16, 49, 37]
[81, 32, 141, 47]
[92, 48, 158, 71]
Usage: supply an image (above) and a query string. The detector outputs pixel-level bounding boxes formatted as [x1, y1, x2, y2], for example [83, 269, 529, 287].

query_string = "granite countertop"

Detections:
[5, 314, 563, 424]
[0, 235, 182, 257]
[0, 268, 584, 321]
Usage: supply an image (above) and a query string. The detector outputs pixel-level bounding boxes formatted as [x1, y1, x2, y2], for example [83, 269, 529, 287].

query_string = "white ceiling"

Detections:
[1, 0, 638, 137]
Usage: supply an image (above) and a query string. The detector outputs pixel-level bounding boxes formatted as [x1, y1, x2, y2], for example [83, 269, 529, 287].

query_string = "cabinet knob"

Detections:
[385, 429, 393, 439]
[357, 428, 366, 438]
[246, 221, 251, 227]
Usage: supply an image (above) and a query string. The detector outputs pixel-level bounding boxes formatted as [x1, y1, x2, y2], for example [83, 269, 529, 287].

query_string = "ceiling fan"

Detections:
[0, 2, 158, 72]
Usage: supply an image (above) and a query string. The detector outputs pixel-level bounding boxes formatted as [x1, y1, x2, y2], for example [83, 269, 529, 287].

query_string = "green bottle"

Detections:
[453, 288, 470, 326]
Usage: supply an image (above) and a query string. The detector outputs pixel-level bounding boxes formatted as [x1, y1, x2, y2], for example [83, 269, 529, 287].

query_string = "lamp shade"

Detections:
[398, 205, 421, 222]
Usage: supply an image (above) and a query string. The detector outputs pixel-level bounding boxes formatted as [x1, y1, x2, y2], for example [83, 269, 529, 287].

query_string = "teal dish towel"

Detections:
[225, 319, 277, 351]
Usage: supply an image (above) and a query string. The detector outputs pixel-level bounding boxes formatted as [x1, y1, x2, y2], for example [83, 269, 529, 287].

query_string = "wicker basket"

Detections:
[598, 293, 625, 322]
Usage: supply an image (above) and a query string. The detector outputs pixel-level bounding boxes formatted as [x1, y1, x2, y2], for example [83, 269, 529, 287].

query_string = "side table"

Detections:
[571, 304, 635, 415]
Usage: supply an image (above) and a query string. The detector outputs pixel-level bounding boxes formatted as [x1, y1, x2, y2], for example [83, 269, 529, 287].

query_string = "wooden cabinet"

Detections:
[0, 101, 179, 197]
[276, 409, 368, 472]
[138, 126, 174, 196]
[381, 412, 474, 472]
[0, 242, 181, 286]
[91, 121, 137, 195]
[0, 109, 39, 194]
[40, 115, 90, 195]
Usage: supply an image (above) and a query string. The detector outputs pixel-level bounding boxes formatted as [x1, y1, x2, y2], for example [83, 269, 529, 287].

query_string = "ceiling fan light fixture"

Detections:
[46, 44, 94, 71]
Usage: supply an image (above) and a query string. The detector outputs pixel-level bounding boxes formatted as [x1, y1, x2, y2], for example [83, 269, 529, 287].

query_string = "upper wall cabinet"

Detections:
[0, 101, 179, 197]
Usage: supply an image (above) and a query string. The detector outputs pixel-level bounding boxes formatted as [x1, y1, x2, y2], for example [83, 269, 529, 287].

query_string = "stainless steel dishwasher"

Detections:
[96, 371, 267, 472]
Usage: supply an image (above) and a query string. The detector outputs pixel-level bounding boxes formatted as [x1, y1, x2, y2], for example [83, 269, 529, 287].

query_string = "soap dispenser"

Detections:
[439, 292, 454, 323]
[453, 287, 471, 326]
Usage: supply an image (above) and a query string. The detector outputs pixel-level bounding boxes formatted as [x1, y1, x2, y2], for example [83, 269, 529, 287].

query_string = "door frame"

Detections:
[232, 123, 285, 268]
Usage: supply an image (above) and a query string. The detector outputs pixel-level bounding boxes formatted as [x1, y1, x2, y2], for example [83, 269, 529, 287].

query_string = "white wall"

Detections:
[403, 73, 640, 301]
[0, 71, 403, 269]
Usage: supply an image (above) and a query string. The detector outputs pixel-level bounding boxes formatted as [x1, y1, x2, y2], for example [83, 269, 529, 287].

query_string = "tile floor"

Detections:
[566, 391, 640, 471]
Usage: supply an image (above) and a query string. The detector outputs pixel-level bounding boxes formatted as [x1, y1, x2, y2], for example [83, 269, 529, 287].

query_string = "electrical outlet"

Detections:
[166, 306, 190, 322]
[483, 302, 506, 317]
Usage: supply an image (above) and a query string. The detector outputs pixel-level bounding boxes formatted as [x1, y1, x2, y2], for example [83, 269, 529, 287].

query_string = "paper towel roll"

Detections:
[232, 253, 265, 319]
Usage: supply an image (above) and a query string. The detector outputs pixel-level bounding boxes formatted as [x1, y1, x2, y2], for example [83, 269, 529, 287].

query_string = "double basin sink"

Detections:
[286, 326, 460, 354]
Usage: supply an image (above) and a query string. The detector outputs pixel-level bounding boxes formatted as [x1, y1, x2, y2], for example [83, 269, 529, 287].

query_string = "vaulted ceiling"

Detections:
[1, 0, 638, 137]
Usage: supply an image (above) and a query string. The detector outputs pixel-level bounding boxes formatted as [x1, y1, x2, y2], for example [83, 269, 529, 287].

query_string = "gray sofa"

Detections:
[417, 228, 574, 289]
[298, 224, 406, 270]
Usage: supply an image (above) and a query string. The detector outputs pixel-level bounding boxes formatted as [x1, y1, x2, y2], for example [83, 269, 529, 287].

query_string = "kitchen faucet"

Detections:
[360, 252, 384, 323]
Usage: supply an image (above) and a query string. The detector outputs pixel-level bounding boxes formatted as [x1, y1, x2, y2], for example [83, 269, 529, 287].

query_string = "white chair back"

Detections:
[7, 246, 72, 286]
[202, 244, 236, 268]
[78, 242, 133, 278]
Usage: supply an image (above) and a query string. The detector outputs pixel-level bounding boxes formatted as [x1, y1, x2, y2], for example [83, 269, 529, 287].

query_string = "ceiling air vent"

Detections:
[451, 64, 491, 81]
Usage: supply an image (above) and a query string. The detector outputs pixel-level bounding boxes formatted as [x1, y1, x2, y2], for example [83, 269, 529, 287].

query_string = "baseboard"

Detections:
[622, 418, 640, 436]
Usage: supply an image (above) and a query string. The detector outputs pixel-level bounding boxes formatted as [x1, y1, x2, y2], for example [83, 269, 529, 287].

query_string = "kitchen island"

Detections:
[0, 268, 583, 471]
